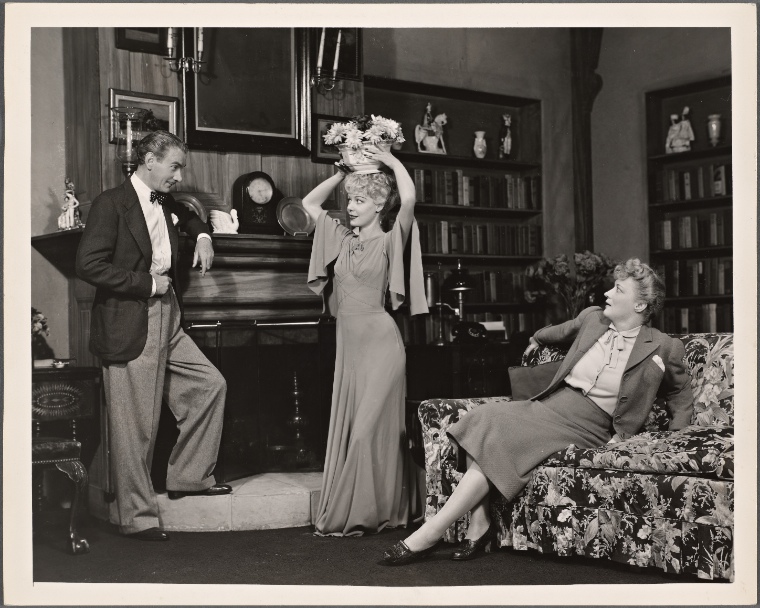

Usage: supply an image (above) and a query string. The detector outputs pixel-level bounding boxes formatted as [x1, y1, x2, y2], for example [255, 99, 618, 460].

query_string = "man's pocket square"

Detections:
[652, 354, 665, 372]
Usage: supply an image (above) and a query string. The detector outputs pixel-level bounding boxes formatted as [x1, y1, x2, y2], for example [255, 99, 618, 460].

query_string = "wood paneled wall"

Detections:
[94, 28, 363, 213]
[62, 27, 364, 363]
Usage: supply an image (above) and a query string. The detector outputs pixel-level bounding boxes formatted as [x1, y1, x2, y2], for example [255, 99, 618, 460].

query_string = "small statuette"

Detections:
[473, 131, 487, 159]
[57, 178, 84, 231]
[499, 113, 512, 159]
[665, 106, 695, 154]
[209, 209, 240, 234]
[414, 103, 447, 154]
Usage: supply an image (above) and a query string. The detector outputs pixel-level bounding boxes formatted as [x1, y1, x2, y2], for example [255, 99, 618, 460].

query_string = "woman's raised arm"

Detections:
[365, 148, 416, 246]
[302, 171, 346, 223]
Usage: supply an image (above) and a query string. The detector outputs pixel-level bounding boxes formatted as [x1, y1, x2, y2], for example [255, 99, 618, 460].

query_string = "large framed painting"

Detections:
[114, 27, 167, 55]
[184, 27, 311, 156]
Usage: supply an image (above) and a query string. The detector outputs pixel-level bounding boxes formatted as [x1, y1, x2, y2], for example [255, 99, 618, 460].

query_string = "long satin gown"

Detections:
[308, 210, 428, 536]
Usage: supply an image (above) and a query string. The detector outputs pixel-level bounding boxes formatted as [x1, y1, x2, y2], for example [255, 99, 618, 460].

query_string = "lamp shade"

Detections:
[444, 259, 475, 292]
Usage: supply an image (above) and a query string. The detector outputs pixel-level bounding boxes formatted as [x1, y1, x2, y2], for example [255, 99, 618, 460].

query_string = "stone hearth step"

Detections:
[89, 472, 323, 532]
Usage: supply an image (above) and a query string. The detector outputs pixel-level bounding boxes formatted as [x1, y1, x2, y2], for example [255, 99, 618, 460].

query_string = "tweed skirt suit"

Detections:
[447, 306, 693, 501]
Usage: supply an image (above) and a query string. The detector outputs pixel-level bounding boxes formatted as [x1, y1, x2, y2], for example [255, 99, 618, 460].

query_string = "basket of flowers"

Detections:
[323, 114, 405, 173]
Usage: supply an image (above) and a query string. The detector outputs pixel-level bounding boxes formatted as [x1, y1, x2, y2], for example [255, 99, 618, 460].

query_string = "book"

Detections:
[713, 164, 726, 196]
[681, 170, 692, 200]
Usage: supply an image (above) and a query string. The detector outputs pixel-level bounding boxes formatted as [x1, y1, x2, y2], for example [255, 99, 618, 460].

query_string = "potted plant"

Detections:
[323, 114, 405, 173]
[524, 251, 618, 322]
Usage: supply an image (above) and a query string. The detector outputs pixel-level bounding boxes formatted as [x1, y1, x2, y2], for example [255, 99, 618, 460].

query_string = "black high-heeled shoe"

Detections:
[450, 520, 496, 561]
[382, 540, 439, 566]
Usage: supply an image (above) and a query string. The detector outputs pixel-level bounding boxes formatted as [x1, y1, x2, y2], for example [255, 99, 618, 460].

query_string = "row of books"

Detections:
[655, 258, 733, 297]
[651, 210, 732, 250]
[655, 303, 733, 334]
[653, 162, 732, 202]
[418, 220, 542, 256]
[412, 169, 541, 209]
[394, 311, 546, 345]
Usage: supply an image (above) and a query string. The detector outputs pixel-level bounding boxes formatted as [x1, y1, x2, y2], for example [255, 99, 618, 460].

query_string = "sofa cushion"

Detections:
[492, 467, 734, 580]
[508, 360, 563, 401]
[681, 333, 734, 427]
[541, 425, 733, 480]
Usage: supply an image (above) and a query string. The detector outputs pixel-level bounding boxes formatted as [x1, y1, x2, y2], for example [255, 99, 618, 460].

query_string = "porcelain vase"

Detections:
[473, 131, 487, 159]
[707, 114, 722, 147]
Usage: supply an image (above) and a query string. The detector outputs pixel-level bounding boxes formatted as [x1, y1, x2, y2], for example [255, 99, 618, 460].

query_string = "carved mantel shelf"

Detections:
[32, 230, 324, 364]
[177, 233, 322, 322]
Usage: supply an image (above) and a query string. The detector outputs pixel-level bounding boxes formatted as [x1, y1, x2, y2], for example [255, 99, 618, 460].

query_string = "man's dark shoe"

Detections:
[167, 483, 232, 500]
[127, 527, 169, 541]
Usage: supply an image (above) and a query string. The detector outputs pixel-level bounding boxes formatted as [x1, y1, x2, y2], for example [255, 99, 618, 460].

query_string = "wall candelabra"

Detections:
[310, 28, 342, 93]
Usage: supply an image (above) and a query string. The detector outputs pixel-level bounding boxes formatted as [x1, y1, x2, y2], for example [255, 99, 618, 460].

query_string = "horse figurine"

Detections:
[415, 113, 448, 155]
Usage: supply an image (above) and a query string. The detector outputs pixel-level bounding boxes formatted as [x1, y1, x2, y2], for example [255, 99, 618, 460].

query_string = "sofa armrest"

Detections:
[418, 396, 512, 538]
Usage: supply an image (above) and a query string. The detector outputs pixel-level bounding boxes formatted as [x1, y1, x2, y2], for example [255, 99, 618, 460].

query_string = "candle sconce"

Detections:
[111, 107, 148, 177]
[164, 27, 205, 74]
[311, 28, 343, 94]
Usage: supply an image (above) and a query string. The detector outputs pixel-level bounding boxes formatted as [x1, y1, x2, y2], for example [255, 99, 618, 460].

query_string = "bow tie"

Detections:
[149, 191, 168, 205]
[603, 327, 626, 369]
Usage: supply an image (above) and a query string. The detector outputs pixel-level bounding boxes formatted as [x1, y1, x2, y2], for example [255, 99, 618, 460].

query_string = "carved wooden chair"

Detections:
[32, 368, 100, 555]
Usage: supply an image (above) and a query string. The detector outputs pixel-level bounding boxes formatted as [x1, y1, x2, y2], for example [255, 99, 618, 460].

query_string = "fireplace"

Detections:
[33, 230, 339, 491]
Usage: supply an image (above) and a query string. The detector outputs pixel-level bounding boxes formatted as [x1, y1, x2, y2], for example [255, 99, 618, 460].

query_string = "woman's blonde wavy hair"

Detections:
[613, 258, 665, 322]
[344, 171, 400, 229]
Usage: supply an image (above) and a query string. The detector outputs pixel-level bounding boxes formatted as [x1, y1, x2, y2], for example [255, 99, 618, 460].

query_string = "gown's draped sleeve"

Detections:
[308, 210, 352, 315]
[385, 218, 429, 316]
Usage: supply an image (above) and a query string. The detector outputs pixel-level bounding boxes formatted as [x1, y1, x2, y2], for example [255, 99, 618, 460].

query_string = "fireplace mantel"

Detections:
[32, 229, 325, 364]
[177, 233, 322, 322]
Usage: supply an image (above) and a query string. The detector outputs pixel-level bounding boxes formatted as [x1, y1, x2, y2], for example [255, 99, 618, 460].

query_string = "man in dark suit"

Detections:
[76, 131, 231, 541]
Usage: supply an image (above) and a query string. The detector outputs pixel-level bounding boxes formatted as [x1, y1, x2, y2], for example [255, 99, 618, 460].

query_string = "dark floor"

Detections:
[33, 514, 717, 587]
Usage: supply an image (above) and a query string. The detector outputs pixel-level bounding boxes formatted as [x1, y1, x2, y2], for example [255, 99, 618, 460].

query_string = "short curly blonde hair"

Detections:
[613, 258, 665, 321]
[344, 171, 400, 226]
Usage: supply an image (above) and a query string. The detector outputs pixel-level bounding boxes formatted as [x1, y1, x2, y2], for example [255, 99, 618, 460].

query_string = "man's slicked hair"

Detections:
[136, 130, 188, 166]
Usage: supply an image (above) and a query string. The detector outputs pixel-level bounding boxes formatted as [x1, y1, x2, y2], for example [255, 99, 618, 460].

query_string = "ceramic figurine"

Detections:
[57, 178, 84, 231]
[665, 106, 695, 153]
[209, 209, 240, 234]
[414, 105, 447, 154]
[499, 113, 512, 159]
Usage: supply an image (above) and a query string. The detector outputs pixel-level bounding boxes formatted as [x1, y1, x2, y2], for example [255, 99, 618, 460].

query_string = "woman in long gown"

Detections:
[302, 148, 428, 536]
[382, 259, 694, 564]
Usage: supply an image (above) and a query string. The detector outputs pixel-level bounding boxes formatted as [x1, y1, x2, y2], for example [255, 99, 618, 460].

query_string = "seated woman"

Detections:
[383, 258, 693, 565]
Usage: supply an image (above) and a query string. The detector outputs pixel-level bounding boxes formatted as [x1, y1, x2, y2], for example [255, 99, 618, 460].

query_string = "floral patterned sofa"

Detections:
[419, 333, 734, 581]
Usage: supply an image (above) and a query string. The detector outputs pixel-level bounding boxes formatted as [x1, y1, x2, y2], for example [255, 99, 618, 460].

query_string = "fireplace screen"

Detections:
[183, 320, 336, 482]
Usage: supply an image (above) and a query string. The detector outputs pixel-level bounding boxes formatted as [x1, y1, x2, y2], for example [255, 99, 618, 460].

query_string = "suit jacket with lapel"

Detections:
[532, 306, 693, 438]
[75, 178, 210, 363]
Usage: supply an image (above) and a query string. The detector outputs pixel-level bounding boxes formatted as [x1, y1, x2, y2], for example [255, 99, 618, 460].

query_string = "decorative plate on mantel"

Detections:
[276, 197, 315, 237]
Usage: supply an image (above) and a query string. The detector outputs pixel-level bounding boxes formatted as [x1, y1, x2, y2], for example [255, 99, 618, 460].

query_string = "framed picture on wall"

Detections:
[108, 89, 180, 143]
[311, 114, 349, 163]
[310, 28, 362, 81]
[183, 27, 311, 156]
[114, 28, 168, 55]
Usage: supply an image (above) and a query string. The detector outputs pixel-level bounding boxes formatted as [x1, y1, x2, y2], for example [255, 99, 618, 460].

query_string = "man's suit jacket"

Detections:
[75, 178, 210, 363]
[532, 306, 693, 440]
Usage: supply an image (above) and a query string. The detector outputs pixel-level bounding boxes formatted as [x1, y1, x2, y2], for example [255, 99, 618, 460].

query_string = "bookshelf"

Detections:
[363, 76, 545, 343]
[645, 75, 733, 333]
